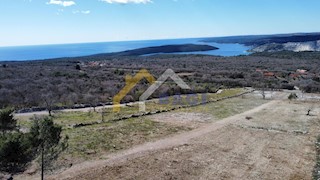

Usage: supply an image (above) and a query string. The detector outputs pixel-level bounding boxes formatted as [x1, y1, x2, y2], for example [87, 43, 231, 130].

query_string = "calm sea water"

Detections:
[0, 38, 251, 61]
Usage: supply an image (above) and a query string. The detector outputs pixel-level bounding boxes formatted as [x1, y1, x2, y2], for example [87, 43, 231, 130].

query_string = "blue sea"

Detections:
[0, 38, 251, 61]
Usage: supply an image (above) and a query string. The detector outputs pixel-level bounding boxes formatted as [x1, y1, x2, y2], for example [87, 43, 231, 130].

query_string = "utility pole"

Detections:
[41, 143, 44, 180]
[101, 109, 106, 122]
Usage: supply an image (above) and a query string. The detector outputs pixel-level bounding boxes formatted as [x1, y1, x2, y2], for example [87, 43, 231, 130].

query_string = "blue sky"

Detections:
[0, 0, 320, 46]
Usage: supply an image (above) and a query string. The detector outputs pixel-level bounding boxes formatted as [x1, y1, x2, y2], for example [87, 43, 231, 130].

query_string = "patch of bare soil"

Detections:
[150, 112, 213, 128]
[235, 100, 320, 134]
[79, 125, 315, 180]
[45, 99, 320, 180]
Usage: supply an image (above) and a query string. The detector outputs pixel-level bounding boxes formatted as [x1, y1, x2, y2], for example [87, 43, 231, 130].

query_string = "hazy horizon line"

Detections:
[1, 31, 319, 48]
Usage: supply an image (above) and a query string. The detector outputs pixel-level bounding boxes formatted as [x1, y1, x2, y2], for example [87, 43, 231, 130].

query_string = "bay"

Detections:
[0, 38, 251, 61]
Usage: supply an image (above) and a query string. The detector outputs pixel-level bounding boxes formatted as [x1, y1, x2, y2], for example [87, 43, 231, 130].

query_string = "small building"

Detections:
[256, 69, 263, 72]
[297, 69, 308, 74]
[263, 72, 275, 77]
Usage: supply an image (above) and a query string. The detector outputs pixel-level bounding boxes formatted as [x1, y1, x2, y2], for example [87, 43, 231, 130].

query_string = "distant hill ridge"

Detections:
[202, 32, 320, 52]
[202, 32, 320, 46]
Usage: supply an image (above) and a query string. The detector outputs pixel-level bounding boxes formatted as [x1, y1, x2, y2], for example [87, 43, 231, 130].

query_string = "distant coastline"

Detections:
[0, 38, 250, 61]
[1, 33, 320, 61]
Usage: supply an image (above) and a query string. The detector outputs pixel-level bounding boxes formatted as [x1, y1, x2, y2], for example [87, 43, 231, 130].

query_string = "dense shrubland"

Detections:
[0, 52, 320, 110]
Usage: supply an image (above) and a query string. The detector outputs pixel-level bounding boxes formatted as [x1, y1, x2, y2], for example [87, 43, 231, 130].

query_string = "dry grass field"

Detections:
[13, 90, 320, 180]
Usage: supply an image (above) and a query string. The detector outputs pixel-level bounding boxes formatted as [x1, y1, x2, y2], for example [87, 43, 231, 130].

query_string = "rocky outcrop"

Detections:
[251, 40, 320, 52]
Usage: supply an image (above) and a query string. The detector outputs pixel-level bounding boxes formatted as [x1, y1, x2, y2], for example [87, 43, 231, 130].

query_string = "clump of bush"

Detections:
[288, 93, 298, 100]
[0, 109, 67, 175]
[0, 132, 33, 172]
[0, 108, 17, 135]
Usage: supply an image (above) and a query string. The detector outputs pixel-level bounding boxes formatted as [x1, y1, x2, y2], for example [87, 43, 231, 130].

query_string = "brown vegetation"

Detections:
[0, 52, 320, 110]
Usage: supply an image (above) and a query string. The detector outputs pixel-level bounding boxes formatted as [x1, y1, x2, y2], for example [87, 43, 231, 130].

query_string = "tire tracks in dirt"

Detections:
[49, 100, 279, 180]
